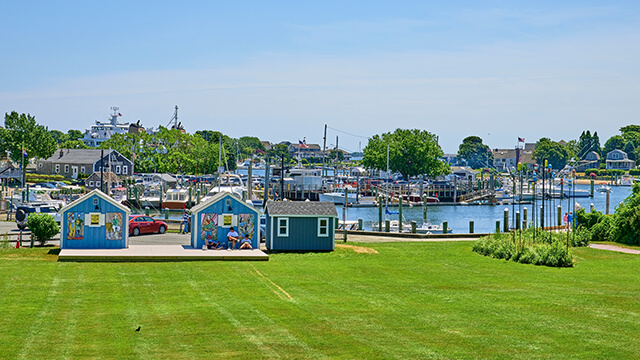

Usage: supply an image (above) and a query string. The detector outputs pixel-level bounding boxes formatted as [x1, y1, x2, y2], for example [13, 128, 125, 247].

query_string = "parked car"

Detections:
[15, 204, 61, 230]
[128, 215, 167, 236]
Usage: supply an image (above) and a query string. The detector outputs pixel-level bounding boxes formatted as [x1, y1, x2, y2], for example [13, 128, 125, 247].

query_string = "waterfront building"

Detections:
[451, 166, 478, 182]
[605, 149, 636, 170]
[264, 200, 337, 252]
[575, 151, 601, 172]
[36, 149, 133, 179]
[492, 143, 535, 172]
[84, 171, 122, 192]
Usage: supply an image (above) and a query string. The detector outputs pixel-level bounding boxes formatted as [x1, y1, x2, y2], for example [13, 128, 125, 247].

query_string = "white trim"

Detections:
[277, 217, 289, 237]
[55, 164, 60, 173]
[270, 216, 274, 249]
[123, 165, 128, 175]
[80, 166, 85, 174]
[317, 217, 329, 237]
[116, 165, 121, 174]
[64, 164, 69, 173]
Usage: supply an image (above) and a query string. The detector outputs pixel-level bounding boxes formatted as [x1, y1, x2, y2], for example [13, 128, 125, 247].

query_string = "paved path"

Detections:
[589, 243, 640, 254]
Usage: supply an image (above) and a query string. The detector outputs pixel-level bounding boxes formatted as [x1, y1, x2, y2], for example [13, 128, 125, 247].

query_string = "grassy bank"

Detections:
[1, 242, 639, 359]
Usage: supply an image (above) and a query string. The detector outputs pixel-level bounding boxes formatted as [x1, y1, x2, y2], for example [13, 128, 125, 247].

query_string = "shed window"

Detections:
[89, 181, 94, 187]
[64, 164, 69, 173]
[277, 217, 289, 237]
[318, 218, 329, 237]
[96, 181, 101, 188]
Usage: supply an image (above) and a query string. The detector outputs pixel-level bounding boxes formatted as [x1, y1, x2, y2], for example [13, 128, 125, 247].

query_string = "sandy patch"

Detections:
[336, 244, 379, 254]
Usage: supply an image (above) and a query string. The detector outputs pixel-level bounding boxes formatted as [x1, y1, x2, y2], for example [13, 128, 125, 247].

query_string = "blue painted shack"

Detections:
[264, 201, 337, 251]
[59, 189, 130, 249]
[190, 192, 260, 249]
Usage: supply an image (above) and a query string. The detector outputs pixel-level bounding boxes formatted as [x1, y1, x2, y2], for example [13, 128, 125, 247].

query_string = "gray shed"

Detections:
[265, 201, 337, 251]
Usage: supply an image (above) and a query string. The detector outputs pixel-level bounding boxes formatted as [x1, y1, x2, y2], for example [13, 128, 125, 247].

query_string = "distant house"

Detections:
[451, 166, 478, 182]
[59, 189, 130, 249]
[492, 143, 535, 172]
[84, 171, 122, 192]
[442, 154, 461, 166]
[141, 173, 178, 189]
[606, 149, 635, 170]
[260, 141, 272, 151]
[36, 149, 133, 179]
[289, 142, 323, 159]
[575, 151, 601, 172]
[264, 200, 337, 252]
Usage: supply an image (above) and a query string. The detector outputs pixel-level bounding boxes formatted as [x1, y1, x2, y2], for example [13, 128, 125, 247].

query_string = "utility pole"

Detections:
[100, 149, 104, 193]
[322, 124, 327, 177]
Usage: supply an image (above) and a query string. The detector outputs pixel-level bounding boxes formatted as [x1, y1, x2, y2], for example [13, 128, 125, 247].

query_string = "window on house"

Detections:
[64, 165, 69, 173]
[89, 181, 94, 187]
[277, 218, 289, 237]
[123, 165, 128, 174]
[96, 181, 101, 188]
[116, 165, 121, 174]
[318, 218, 329, 237]
[80, 166, 85, 174]
[38, 162, 42, 168]
[55, 165, 60, 173]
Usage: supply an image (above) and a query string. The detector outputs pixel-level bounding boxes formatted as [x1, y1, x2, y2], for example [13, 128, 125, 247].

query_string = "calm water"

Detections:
[336, 184, 632, 233]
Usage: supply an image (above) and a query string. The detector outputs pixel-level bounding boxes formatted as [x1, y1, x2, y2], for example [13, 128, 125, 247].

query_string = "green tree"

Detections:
[50, 130, 67, 144]
[26, 213, 59, 246]
[363, 128, 448, 179]
[61, 140, 89, 149]
[0, 112, 57, 164]
[458, 136, 493, 169]
[624, 141, 636, 161]
[532, 138, 572, 170]
[67, 129, 83, 141]
[603, 135, 625, 155]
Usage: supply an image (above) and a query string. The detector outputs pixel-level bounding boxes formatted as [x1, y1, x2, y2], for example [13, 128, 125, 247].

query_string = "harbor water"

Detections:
[336, 185, 633, 233]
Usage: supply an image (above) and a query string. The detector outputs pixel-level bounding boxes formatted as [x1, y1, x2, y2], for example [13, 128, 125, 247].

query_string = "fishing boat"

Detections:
[162, 188, 191, 209]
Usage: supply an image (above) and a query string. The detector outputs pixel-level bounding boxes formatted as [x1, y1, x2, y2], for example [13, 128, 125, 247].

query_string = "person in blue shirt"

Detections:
[227, 227, 239, 249]
[567, 212, 573, 230]
[181, 211, 190, 234]
[239, 234, 253, 249]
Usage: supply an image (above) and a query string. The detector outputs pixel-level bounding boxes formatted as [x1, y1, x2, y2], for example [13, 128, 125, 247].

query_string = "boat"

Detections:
[201, 173, 245, 201]
[81, 107, 135, 147]
[597, 185, 611, 193]
[319, 188, 358, 205]
[372, 220, 453, 234]
[162, 188, 191, 209]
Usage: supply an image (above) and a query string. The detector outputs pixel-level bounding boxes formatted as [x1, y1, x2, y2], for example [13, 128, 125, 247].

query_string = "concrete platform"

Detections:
[58, 245, 269, 262]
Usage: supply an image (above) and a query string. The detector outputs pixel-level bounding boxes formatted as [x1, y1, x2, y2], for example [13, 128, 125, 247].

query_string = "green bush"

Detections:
[584, 168, 599, 176]
[473, 229, 576, 267]
[612, 183, 640, 245]
[26, 213, 59, 246]
[629, 169, 640, 176]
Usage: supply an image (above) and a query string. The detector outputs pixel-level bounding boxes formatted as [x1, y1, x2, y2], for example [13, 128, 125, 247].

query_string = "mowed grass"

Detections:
[1, 242, 639, 359]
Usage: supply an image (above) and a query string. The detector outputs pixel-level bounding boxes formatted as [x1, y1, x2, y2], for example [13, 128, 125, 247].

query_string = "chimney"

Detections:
[59, 149, 64, 158]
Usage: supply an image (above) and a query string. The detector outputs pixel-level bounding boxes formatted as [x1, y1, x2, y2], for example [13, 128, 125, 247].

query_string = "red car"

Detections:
[129, 215, 167, 236]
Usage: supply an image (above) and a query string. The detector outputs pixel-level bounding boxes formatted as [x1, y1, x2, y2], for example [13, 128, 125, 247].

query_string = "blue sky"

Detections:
[2, 1, 639, 154]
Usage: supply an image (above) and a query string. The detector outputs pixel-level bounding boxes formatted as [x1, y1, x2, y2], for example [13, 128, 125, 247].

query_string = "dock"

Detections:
[58, 245, 269, 262]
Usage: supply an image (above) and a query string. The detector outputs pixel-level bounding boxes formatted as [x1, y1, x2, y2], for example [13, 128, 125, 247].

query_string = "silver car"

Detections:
[15, 204, 61, 230]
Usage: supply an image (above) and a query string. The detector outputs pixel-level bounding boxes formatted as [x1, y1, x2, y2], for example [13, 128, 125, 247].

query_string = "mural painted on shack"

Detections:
[66, 212, 85, 240]
[200, 213, 218, 243]
[238, 213, 255, 240]
[105, 213, 123, 240]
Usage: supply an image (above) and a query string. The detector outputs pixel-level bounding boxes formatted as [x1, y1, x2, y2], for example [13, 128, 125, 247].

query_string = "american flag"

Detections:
[518, 137, 525, 143]
[22, 148, 27, 157]
[299, 140, 309, 149]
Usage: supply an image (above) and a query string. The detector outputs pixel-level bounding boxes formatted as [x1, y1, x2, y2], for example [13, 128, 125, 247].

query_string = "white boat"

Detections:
[162, 188, 190, 209]
[201, 173, 245, 201]
[597, 185, 611, 193]
[372, 220, 452, 234]
[6, 189, 66, 210]
[319, 191, 357, 205]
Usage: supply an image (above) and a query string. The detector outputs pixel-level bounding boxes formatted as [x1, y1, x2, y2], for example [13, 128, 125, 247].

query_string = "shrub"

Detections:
[584, 168, 599, 176]
[629, 169, 640, 176]
[26, 213, 59, 246]
[473, 229, 575, 267]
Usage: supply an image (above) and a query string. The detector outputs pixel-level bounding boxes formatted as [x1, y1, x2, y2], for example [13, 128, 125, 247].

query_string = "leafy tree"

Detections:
[592, 131, 602, 155]
[328, 149, 345, 161]
[238, 136, 265, 158]
[624, 141, 636, 161]
[50, 130, 66, 144]
[61, 140, 89, 149]
[532, 138, 572, 170]
[0, 112, 56, 164]
[612, 183, 640, 245]
[266, 143, 291, 162]
[603, 135, 625, 155]
[458, 136, 493, 169]
[67, 129, 83, 141]
[363, 128, 448, 179]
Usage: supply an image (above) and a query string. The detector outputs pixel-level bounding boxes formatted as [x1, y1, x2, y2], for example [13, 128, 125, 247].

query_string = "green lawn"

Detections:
[1, 242, 639, 359]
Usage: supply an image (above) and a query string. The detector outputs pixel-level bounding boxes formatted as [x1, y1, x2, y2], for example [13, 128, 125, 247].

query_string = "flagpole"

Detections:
[21, 142, 25, 187]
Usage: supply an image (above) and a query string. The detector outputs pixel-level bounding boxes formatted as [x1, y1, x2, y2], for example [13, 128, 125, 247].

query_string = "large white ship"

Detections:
[81, 107, 137, 147]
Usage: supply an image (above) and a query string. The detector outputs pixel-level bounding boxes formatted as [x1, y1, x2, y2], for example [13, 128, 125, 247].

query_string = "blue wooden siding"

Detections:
[191, 195, 259, 249]
[266, 216, 335, 251]
[61, 194, 128, 249]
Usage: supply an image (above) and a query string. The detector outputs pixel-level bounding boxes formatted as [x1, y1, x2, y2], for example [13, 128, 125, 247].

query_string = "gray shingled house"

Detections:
[36, 149, 133, 179]
[264, 200, 337, 251]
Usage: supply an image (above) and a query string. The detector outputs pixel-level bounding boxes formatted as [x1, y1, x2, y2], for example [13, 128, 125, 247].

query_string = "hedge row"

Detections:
[583, 169, 627, 176]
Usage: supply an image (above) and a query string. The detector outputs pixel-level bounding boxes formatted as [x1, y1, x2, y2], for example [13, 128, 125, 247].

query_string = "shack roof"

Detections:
[265, 200, 338, 217]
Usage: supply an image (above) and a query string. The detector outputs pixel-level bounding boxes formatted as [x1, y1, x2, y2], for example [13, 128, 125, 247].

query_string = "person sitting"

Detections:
[239, 234, 253, 249]
[207, 238, 225, 250]
[227, 227, 239, 249]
